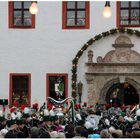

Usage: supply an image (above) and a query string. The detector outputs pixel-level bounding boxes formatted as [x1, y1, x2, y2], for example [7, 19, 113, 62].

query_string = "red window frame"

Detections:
[62, 1, 90, 29]
[46, 73, 68, 101]
[9, 1, 35, 29]
[9, 73, 31, 107]
[117, 1, 140, 28]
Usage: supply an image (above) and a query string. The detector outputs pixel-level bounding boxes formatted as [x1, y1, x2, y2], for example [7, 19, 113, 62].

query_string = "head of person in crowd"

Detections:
[16, 131, 26, 138]
[132, 131, 140, 138]
[89, 133, 101, 138]
[86, 128, 94, 135]
[4, 131, 16, 138]
[100, 129, 110, 138]
[80, 129, 88, 138]
[75, 126, 85, 137]
[0, 111, 7, 130]
[132, 122, 139, 130]
[39, 131, 51, 138]
[65, 124, 75, 138]
[0, 129, 8, 138]
[57, 132, 65, 138]
[50, 131, 58, 138]
[16, 119, 24, 130]
[111, 129, 123, 138]
[44, 116, 52, 127]
[54, 116, 60, 126]
[118, 116, 125, 123]
[30, 127, 39, 138]
[124, 128, 132, 138]
[65, 123, 74, 133]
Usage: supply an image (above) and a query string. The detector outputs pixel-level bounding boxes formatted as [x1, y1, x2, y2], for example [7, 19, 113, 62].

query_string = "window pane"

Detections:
[67, 19, 75, 26]
[131, 2, 139, 7]
[24, 1, 32, 9]
[67, 2, 75, 9]
[77, 11, 85, 18]
[121, 20, 129, 25]
[24, 11, 32, 26]
[14, 1, 22, 9]
[67, 11, 75, 18]
[121, 10, 129, 20]
[131, 9, 139, 25]
[131, 20, 139, 25]
[77, 1, 85, 9]
[12, 76, 29, 105]
[14, 11, 22, 26]
[131, 9, 139, 20]
[120, 2, 129, 7]
[77, 18, 85, 26]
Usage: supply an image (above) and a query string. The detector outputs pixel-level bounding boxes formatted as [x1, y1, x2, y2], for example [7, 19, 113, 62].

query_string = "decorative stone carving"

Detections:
[86, 75, 94, 84]
[96, 35, 140, 63]
[115, 35, 132, 44]
[88, 50, 93, 63]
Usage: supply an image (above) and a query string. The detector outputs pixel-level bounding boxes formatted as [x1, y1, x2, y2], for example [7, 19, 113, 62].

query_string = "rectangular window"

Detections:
[62, 1, 90, 29]
[10, 74, 31, 106]
[117, 1, 140, 27]
[9, 1, 35, 28]
[46, 74, 68, 101]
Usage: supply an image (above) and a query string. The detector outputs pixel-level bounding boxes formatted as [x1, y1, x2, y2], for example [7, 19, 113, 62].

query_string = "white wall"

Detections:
[0, 1, 139, 109]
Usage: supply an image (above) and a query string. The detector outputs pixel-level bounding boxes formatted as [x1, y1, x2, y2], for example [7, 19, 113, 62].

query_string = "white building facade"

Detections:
[0, 1, 140, 110]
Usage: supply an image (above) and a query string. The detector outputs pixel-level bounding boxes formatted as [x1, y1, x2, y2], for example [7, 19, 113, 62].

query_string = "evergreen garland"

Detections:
[71, 28, 140, 103]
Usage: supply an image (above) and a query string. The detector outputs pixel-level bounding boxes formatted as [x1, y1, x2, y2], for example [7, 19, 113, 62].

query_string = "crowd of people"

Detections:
[0, 101, 140, 138]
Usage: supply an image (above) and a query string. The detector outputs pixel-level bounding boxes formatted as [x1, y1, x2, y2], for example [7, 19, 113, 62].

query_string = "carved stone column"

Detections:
[88, 50, 93, 63]
[86, 75, 96, 105]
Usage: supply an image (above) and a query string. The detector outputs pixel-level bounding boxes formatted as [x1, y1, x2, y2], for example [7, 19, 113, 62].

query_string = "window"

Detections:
[46, 74, 68, 101]
[117, 1, 140, 27]
[62, 1, 90, 29]
[10, 74, 31, 106]
[9, 1, 35, 28]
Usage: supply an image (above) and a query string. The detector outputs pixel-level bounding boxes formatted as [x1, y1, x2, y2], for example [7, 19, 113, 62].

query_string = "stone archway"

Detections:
[86, 35, 140, 105]
[99, 77, 140, 104]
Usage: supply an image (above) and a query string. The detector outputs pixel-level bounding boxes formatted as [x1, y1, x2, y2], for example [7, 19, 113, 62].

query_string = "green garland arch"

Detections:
[71, 27, 140, 103]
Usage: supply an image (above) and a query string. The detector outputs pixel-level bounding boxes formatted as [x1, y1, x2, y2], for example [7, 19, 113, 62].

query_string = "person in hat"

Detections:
[16, 131, 26, 138]
[39, 131, 51, 138]
[65, 123, 75, 138]
[7, 119, 19, 137]
[17, 118, 29, 138]
[112, 115, 131, 136]
[0, 110, 7, 131]
[43, 116, 52, 132]
[4, 130, 16, 138]
[124, 111, 134, 123]
[131, 122, 140, 138]
[41, 109, 52, 132]
[0, 128, 8, 138]
[22, 107, 32, 131]
[98, 110, 110, 130]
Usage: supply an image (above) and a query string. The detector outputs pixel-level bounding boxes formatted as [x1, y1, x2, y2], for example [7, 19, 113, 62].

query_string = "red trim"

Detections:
[116, 1, 120, 28]
[46, 73, 68, 100]
[62, 1, 90, 29]
[116, 1, 140, 28]
[8, 1, 35, 29]
[9, 73, 31, 107]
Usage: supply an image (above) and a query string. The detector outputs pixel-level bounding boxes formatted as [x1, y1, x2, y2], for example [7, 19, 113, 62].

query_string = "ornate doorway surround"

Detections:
[86, 35, 140, 105]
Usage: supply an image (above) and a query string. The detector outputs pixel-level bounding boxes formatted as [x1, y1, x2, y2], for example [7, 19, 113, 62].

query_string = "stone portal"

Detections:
[86, 35, 140, 105]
